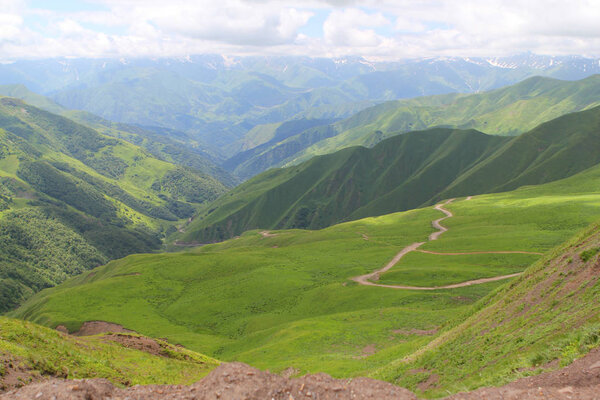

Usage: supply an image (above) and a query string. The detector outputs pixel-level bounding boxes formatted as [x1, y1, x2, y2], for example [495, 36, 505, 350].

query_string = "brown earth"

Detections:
[0, 356, 40, 392]
[100, 334, 168, 357]
[393, 328, 439, 336]
[70, 321, 134, 336]
[0, 362, 417, 400]
[4, 347, 600, 399]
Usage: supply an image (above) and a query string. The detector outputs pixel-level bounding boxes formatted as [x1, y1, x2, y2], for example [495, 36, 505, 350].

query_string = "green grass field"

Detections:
[378, 252, 539, 287]
[12, 161, 600, 389]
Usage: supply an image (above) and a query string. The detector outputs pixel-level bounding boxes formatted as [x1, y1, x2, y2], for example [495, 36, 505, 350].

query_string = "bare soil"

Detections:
[5, 347, 600, 399]
[100, 334, 168, 357]
[71, 321, 134, 336]
[0, 356, 39, 392]
[0, 362, 417, 400]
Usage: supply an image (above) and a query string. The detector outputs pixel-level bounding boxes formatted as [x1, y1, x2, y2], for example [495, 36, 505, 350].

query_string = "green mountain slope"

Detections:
[0, 316, 218, 389]
[12, 160, 600, 388]
[229, 75, 600, 178]
[0, 97, 228, 311]
[0, 84, 238, 187]
[183, 106, 600, 243]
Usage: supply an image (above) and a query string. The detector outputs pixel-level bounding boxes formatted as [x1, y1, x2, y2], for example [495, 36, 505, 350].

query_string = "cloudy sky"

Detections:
[1, 0, 600, 61]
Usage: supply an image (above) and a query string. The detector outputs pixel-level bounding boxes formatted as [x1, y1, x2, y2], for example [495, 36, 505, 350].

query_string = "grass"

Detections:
[14, 206, 497, 376]
[378, 252, 539, 287]
[12, 160, 600, 384]
[373, 222, 600, 398]
[0, 316, 218, 388]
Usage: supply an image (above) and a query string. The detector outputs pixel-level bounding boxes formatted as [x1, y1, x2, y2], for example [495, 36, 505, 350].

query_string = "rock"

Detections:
[588, 361, 600, 370]
[558, 386, 574, 394]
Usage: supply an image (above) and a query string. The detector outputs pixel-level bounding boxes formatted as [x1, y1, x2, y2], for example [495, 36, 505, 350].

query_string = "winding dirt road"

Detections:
[351, 198, 537, 290]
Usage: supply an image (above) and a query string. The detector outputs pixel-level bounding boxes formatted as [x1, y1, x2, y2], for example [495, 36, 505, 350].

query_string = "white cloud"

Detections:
[323, 8, 389, 47]
[1, 0, 600, 60]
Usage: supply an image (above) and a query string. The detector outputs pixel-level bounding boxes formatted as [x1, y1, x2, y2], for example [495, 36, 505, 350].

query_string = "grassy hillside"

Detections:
[376, 223, 600, 397]
[183, 106, 600, 243]
[223, 118, 335, 179]
[229, 75, 600, 177]
[0, 316, 218, 389]
[12, 161, 600, 385]
[0, 97, 228, 311]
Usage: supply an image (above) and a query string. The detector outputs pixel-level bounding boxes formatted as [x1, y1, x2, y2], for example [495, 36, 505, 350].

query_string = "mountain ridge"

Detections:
[183, 105, 600, 243]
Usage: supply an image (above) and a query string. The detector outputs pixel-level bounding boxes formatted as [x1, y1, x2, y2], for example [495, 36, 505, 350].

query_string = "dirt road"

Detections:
[351, 198, 532, 290]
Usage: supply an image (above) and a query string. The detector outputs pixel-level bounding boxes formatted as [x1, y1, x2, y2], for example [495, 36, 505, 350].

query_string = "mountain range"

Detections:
[226, 75, 600, 179]
[2, 54, 600, 160]
[181, 105, 600, 243]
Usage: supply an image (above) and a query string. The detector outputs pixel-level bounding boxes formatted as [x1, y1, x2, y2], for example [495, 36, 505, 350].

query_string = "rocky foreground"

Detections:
[3, 346, 600, 400]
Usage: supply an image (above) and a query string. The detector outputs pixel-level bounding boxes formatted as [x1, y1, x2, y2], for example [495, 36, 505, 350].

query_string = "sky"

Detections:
[1, 0, 600, 61]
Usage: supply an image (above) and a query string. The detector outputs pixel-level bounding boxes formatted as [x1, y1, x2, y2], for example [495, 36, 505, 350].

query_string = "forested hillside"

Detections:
[0, 97, 228, 311]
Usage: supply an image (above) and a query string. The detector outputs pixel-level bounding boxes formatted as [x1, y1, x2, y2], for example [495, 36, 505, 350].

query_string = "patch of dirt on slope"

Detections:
[100, 334, 167, 357]
[72, 321, 134, 336]
[446, 345, 600, 399]
[259, 230, 278, 238]
[417, 373, 439, 392]
[6, 350, 600, 399]
[0, 356, 40, 392]
[393, 328, 438, 336]
[54, 325, 68, 334]
[353, 344, 377, 359]
[1, 362, 417, 400]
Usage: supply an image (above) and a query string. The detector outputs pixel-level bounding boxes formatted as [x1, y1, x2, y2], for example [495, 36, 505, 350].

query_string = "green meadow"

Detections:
[377, 252, 539, 287]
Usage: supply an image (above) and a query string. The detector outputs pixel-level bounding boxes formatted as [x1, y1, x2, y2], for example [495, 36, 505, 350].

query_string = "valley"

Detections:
[1, 51, 600, 399]
[11, 159, 600, 396]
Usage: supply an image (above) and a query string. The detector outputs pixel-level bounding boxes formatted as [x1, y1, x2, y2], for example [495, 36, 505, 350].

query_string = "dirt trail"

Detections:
[429, 199, 454, 241]
[351, 242, 426, 286]
[351, 198, 532, 290]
